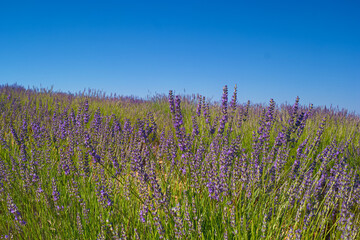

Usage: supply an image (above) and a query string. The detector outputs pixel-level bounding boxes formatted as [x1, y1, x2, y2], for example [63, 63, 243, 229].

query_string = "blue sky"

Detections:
[1, 1, 359, 113]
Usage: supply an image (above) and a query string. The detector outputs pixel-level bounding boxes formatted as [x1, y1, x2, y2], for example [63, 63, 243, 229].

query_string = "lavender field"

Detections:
[0, 84, 359, 239]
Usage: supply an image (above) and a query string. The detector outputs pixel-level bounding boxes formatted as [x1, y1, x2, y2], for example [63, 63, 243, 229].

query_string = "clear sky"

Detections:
[1, 1, 359, 113]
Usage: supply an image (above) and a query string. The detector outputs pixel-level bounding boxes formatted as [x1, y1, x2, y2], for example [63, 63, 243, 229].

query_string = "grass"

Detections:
[0, 84, 359, 239]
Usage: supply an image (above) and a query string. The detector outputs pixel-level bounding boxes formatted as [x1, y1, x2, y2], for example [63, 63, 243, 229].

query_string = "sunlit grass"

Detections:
[0, 84, 359, 239]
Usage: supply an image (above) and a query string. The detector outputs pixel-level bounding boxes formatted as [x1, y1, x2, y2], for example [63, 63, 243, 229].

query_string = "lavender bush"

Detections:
[0, 84, 359, 239]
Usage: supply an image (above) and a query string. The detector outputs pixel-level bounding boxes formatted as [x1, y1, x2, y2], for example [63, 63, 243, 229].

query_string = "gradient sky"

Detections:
[1, 0, 359, 113]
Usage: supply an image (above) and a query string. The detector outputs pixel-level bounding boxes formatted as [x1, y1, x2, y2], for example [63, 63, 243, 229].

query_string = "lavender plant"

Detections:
[0, 84, 359, 239]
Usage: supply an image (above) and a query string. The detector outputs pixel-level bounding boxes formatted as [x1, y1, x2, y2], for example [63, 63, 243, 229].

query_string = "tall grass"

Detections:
[0, 84, 359, 239]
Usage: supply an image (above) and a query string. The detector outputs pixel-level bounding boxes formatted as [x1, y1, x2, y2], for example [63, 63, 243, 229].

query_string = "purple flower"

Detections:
[192, 116, 199, 136]
[9, 123, 20, 146]
[196, 95, 202, 117]
[91, 107, 102, 134]
[230, 84, 237, 112]
[288, 96, 300, 126]
[7, 194, 26, 226]
[52, 178, 63, 211]
[168, 90, 175, 114]
[221, 85, 228, 117]
[203, 102, 210, 124]
[95, 169, 113, 208]
[92, 154, 101, 164]
[174, 95, 184, 129]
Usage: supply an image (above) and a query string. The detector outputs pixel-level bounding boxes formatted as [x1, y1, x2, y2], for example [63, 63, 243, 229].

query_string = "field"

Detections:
[0, 84, 359, 239]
